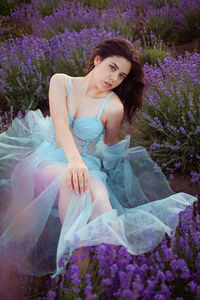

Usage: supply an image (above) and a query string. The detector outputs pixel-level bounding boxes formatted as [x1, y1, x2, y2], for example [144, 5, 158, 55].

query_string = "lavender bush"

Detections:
[134, 51, 200, 182]
[0, 26, 130, 112]
[31, 0, 63, 17]
[51, 24, 143, 76]
[101, 6, 138, 41]
[30, 3, 136, 41]
[0, 34, 53, 111]
[176, 0, 200, 42]
[81, 0, 112, 9]
[140, 5, 178, 43]
[1, 0, 200, 46]
[39, 199, 200, 300]
[0, 3, 37, 41]
[0, 0, 16, 16]
[0, 106, 14, 134]
[146, 0, 180, 9]
[0, 108, 29, 134]
[50, 27, 121, 76]
[31, 1, 100, 39]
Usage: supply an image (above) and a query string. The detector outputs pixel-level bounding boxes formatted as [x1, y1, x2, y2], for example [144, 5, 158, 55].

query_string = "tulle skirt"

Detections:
[0, 109, 197, 276]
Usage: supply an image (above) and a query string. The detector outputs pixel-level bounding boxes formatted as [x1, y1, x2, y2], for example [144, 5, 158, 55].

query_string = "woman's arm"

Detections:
[48, 74, 89, 194]
[103, 95, 124, 145]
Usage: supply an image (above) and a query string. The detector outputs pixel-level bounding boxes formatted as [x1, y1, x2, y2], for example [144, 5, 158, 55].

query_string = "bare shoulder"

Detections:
[50, 73, 70, 91]
[105, 93, 124, 117]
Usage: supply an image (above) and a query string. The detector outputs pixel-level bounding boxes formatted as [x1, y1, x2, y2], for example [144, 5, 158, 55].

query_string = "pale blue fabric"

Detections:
[0, 76, 197, 277]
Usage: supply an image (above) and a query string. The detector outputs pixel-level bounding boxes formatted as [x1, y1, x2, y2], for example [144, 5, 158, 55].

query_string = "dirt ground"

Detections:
[164, 171, 199, 198]
[171, 36, 200, 57]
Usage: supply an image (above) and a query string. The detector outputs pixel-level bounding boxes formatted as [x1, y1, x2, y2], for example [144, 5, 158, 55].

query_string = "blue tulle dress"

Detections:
[0, 76, 197, 277]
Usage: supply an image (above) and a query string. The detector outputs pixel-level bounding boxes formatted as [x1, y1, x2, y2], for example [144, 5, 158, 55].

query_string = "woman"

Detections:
[0, 38, 197, 278]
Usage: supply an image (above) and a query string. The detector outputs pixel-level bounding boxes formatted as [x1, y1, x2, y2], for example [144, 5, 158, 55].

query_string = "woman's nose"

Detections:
[110, 72, 118, 82]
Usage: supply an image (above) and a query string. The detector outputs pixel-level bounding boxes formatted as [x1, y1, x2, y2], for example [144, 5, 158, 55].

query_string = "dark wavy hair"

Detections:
[84, 38, 146, 123]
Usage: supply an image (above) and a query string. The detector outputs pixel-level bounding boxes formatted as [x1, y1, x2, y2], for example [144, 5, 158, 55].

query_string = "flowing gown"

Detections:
[0, 76, 197, 277]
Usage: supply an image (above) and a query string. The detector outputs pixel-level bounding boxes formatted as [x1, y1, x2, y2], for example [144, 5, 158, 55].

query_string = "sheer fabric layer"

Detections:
[0, 109, 197, 276]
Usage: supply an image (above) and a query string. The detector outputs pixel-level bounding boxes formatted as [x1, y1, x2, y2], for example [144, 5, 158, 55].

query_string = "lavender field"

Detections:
[0, 0, 200, 299]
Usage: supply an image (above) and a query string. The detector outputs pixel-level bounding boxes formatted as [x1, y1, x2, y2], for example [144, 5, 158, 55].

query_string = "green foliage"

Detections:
[44, 250, 108, 300]
[33, 0, 62, 17]
[54, 49, 87, 77]
[81, 0, 112, 9]
[145, 11, 176, 43]
[0, 17, 33, 42]
[140, 33, 173, 65]
[2, 59, 53, 112]
[0, 0, 16, 16]
[38, 15, 94, 40]
[40, 24, 66, 40]
[151, 0, 181, 9]
[104, 21, 134, 41]
[70, 21, 94, 34]
[179, 7, 200, 42]
[0, 0, 31, 16]
[141, 48, 167, 65]
[133, 76, 200, 175]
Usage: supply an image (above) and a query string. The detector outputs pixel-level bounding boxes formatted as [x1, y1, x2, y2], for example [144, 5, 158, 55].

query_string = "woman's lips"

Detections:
[104, 81, 112, 88]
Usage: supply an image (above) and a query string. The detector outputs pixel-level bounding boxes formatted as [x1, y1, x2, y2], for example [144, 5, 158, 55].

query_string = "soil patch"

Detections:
[164, 171, 199, 198]
[172, 37, 200, 57]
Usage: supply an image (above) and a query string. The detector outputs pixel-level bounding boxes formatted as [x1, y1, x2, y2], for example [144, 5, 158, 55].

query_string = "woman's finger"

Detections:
[72, 172, 79, 194]
[67, 165, 89, 194]
[78, 173, 84, 194]
[83, 169, 89, 191]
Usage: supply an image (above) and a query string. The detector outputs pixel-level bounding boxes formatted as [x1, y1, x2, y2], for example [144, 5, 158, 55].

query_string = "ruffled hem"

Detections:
[0, 109, 197, 276]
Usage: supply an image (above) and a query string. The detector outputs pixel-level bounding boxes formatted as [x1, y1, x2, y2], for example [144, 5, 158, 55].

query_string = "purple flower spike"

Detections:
[47, 291, 56, 300]
[16, 111, 23, 119]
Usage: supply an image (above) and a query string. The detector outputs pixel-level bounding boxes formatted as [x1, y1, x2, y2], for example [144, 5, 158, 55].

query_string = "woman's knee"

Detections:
[89, 178, 112, 211]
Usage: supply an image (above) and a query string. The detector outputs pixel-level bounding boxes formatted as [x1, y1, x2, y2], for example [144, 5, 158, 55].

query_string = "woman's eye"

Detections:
[110, 65, 115, 70]
[110, 65, 125, 79]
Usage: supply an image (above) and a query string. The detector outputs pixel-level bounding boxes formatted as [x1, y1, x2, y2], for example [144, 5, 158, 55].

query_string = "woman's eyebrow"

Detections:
[111, 62, 128, 76]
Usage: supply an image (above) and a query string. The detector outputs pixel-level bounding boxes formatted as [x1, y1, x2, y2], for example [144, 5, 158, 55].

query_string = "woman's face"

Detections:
[93, 55, 131, 91]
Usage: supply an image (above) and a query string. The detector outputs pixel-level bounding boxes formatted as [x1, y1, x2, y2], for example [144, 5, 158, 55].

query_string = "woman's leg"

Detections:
[71, 177, 113, 278]
[35, 165, 113, 278]
[36, 164, 113, 223]
[35, 163, 89, 277]
[88, 176, 113, 221]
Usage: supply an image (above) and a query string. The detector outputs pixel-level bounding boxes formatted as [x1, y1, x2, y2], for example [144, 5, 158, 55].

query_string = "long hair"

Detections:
[84, 38, 146, 123]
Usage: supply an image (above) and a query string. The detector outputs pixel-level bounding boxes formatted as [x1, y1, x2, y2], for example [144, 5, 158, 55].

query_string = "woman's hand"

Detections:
[67, 159, 89, 194]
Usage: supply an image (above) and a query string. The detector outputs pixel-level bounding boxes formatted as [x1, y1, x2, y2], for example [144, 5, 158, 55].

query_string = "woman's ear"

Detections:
[94, 55, 101, 66]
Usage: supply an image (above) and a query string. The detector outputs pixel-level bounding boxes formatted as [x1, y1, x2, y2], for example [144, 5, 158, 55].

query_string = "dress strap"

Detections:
[66, 76, 71, 96]
[97, 91, 114, 119]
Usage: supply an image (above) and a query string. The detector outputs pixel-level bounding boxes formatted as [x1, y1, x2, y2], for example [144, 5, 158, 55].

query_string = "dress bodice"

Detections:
[49, 76, 114, 155]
